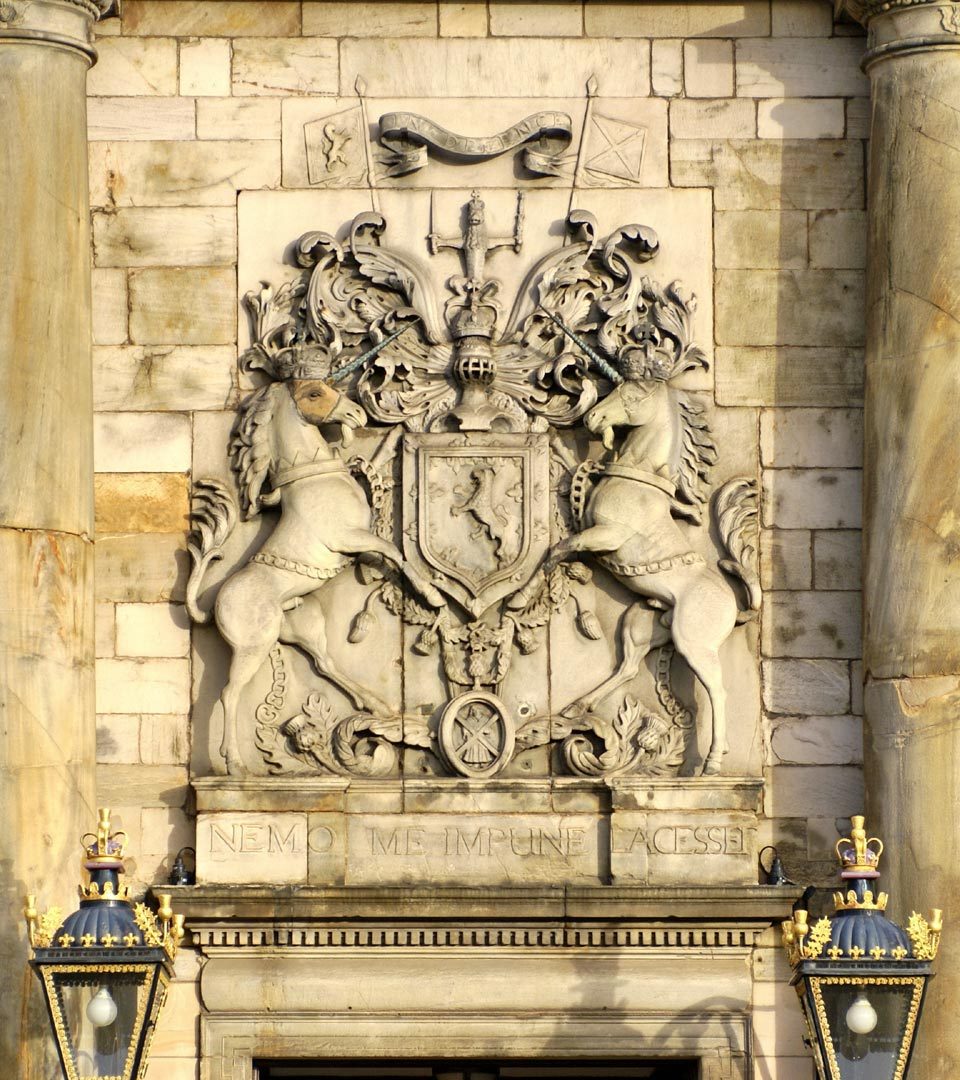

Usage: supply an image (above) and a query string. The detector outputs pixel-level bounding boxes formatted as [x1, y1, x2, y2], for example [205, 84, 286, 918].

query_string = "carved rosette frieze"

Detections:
[188, 191, 760, 782]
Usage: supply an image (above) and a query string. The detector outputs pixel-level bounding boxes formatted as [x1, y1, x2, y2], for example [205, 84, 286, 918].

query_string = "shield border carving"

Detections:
[402, 432, 551, 617]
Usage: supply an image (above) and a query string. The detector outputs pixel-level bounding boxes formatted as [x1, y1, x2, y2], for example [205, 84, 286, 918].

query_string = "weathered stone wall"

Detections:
[85, 3, 868, 1077]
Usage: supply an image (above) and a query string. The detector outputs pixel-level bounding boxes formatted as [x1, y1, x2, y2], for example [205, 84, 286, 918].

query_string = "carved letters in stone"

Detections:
[187, 191, 760, 781]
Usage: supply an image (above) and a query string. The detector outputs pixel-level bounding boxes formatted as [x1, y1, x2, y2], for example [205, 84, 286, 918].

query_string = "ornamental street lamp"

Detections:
[24, 808, 183, 1080]
[782, 815, 942, 1080]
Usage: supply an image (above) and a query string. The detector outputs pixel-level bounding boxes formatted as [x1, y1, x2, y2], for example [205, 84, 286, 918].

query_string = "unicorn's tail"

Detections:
[714, 477, 761, 623]
[185, 478, 239, 624]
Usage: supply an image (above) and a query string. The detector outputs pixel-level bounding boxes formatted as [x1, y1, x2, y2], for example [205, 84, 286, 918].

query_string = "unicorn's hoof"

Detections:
[561, 701, 588, 721]
[702, 758, 722, 776]
[224, 751, 244, 776]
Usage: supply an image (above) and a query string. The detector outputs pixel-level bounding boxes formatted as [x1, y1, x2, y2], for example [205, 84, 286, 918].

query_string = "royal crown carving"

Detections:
[188, 192, 760, 781]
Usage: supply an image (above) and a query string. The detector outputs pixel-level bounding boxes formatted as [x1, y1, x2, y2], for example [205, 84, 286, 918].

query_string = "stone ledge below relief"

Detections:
[192, 774, 764, 813]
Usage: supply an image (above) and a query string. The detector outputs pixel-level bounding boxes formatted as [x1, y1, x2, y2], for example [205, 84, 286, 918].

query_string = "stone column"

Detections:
[843, 0, 960, 1073]
[0, 1, 100, 1076]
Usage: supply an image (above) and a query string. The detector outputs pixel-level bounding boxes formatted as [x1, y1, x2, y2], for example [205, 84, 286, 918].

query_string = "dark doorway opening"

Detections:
[255, 1060, 700, 1080]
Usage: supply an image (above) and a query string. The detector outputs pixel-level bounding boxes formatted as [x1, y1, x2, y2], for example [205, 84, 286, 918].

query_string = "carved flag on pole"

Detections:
[584, 114, 647, 184]
[304, 106, 367, 187]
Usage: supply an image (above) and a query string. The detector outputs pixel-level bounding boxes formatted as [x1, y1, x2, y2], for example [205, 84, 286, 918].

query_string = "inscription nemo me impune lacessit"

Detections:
[196, 810, 758, 886]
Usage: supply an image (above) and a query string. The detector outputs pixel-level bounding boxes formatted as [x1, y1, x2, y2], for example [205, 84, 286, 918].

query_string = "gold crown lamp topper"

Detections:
[24, 808, 184, 958]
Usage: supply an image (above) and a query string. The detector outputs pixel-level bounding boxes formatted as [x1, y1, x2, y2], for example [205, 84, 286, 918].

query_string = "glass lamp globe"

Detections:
[845, 993, 878, 1036]
[86, 986, 119, 1029]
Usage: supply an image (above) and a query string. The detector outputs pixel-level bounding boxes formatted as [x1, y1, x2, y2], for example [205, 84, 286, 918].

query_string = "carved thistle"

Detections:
[187, 193, 759, 780]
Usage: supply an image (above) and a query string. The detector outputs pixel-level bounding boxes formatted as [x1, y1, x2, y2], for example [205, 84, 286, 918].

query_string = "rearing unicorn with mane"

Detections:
[187, 347, 444, 775]
[510, 285, 760, 776]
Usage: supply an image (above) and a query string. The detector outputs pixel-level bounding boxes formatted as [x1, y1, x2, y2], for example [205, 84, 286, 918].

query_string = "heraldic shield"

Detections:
[403, 432, 551, 618]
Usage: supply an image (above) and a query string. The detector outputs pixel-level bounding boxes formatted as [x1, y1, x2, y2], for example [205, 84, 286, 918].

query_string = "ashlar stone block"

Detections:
[760, 529, 811, 591]
[585, 2, 770, 37]
[90, 141, 281, 208]
[115, 603, 191, 658]
[489, 2, 583, 36]
[87, 38, 178, 96]
[179, 38, 231, 97]
[128, 267, 236, 345]
[714, 211, 806, 269]
[762, 591, 861, 658]
[772, 715, 863, 765]
[94, 208, 236, 267]
[340, 38, 650, 96]
[762, 658, 850, 715]
[140, 807, 193, 864]
[231, 38, 339, 97]
[95, 345, 235, 411]
[716, 270, 865, 347]
[303, 1, 437, 36]
[95, 473, 189, 534]
[672, 100, 756, 141]
[136, 717, 188, 768]
[96, 764, 189, 809]
[813, 529, 862, 590]
[122, 1, 300, 37]
[684, 39, 734, 98]
[140, 713, 190, 765]
[96, 713, 140, 764]
[771, 0, 835, 36]
[88, 97, 196, 142]
[439, 2, 488, 36]
[846, 97, 871, 140]
[757, 98, 845, 140]
[196, 99, 282, 141]
[651, 40, 683, 97]
[760, 408, 863, 468]
[96, 658, 191, 714]
[94, 534, 188, 603]
[809, 209, 867, 269]
[94, 412, 192, 472]
[736, 39, 869, 98]
[670, 139, 863, 210]
[762, 468, 862, 529]
[715, 347, 863, 407]
[92, 268, 128, 345]
[766, 764, 864, 819]
[95, 602, 115, 658]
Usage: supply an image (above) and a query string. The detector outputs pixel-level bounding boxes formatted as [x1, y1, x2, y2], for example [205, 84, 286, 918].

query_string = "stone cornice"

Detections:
[160, 882, 800, 933]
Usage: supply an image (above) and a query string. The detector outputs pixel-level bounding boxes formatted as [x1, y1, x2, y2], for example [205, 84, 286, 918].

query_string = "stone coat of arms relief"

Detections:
[187, 190, 761, 783]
